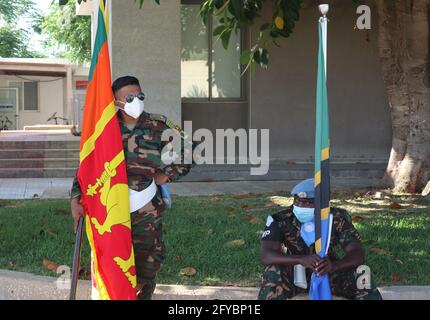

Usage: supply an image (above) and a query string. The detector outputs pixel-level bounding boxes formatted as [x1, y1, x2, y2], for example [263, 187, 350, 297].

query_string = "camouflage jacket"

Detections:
[261, 206, 361, 259]
[71, 111, 193, 198]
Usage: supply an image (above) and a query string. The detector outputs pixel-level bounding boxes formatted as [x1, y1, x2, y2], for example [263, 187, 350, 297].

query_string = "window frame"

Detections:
[7, 80, 40, 112]
[181, 0, 248, 103]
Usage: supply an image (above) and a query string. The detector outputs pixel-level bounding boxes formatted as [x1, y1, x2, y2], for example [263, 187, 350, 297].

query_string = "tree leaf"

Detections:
[225, 239, 245, 247]
[369, 248, 388, 255]
[263, 202, 277, 208]
[244, 214, 261, 224]
[220, 28, 232, 50]
[180, 267, 197, 276]
[55, 209, 70, 216]
[213, 25, 226, 37]
[240, 49, 252, 65]
[43, 259, 60, 272]
[388, 201, 402, 209]
[352, 215, 368, 222]
[391, 274, 401, 282]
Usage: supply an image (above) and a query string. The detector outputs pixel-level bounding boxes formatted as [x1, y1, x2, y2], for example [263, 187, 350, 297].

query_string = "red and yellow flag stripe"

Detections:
[77, 0, 137, 300]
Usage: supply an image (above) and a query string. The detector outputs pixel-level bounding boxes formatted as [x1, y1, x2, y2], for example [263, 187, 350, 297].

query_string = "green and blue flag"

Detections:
[309, 17, 332, 300]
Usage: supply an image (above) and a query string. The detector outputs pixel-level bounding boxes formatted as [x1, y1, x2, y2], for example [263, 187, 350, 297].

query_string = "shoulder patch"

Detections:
[265, 215, 274, 227]
[148, 113, 167, 123]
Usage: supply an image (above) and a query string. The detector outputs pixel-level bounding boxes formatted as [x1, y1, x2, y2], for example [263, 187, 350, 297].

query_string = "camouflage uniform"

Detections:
[258, 206, 381, 300]
[71, 111, 193, 300]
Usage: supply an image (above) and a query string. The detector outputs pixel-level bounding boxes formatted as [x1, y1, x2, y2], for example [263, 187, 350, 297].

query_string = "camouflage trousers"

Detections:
[131, 193, 166, 300]
[258, 264, 381, 300]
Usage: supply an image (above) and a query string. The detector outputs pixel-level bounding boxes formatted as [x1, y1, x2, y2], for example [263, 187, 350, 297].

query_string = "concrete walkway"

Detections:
[0, 178, 384, 199]
[0, 270, 429, 300]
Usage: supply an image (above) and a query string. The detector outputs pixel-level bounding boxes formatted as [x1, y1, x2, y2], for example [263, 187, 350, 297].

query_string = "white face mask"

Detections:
[122, 97, 145, 119]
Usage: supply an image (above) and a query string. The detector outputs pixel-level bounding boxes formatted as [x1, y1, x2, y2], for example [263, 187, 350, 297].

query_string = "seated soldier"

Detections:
[258, 178, 382, 300]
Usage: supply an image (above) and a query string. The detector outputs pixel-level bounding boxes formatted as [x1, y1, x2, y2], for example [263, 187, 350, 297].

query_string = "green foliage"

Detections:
[200, 0, 302, 74]
[42, 1, 91, 64]
[0, 26, 44, 58]
[0, 0, 35, 23]
[0, 0, 43, 58]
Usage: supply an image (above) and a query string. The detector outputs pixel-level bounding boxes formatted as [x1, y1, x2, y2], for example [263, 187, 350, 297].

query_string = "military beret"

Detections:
[291, 178, 315, 199]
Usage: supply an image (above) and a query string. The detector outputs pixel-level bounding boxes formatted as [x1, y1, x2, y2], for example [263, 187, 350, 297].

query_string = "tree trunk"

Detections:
[376, 0, 430, 193]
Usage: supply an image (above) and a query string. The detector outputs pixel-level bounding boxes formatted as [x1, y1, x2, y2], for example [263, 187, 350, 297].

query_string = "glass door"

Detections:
[0, 88, 19, 130]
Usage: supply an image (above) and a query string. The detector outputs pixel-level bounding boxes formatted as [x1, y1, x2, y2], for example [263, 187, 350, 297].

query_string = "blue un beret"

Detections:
[291, 178, 315, 199]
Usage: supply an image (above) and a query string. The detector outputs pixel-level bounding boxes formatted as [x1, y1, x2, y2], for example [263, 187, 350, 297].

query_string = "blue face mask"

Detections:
[293, 205, 315, 223]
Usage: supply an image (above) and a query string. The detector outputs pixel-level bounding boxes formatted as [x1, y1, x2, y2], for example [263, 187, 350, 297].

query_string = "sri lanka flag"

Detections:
[309, 17, 333, 300]
[77, 0, 137, 300]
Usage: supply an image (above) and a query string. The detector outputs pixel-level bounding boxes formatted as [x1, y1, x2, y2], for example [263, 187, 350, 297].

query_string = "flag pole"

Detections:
[69, 217, 84, 300]
[319, 4, 329, 79]
[309, 3, 332, 300]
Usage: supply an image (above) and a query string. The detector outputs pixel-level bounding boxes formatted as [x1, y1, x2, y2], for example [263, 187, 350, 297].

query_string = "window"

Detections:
[24, 82, 38, 111]
[8, 81, 39, 111]
[181, 3, 244, 100]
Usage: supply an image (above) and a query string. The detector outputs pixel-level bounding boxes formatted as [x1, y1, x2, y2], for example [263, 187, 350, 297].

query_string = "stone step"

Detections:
[0, 149, 80, 160]
[181, 163, 387, 182]
[0, 140, 80, 150]
[0, 158, 79, 169]
[0, 168, 76, 178]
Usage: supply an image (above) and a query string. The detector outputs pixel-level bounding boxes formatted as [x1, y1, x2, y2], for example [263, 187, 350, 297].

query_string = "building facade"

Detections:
[78, 0, 391, 170]
[0, 58, 88, 130]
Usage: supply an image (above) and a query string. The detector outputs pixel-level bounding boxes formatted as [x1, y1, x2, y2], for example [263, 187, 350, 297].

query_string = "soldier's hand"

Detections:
[298, 254, 322, 271]
[315, 258, 336, 276]
[153, 171, 169, 186]
[71, 197, 85, 234]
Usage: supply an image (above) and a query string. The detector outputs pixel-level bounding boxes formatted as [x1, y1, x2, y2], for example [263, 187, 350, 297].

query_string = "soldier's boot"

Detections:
[331, 268, 383, 300]
[136, 279, 156, 300]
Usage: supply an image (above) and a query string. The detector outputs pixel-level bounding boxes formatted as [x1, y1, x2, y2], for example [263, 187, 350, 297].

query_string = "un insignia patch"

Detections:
[265, 216, 273, 227]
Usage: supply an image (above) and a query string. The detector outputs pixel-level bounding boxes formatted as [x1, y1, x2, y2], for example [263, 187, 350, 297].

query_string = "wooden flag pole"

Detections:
[69, 217, 84, 300]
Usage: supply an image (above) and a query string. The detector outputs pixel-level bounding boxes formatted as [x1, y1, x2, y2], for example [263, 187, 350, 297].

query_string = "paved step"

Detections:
[182, 163, 387, 182]
[0, 168, 76, 178]
[0, 178, 387, 200]
[0, 140, 80, 150]
[1, 270, 429, 300]
[0, 149, 79, 159]
[0, 158, 79, 169]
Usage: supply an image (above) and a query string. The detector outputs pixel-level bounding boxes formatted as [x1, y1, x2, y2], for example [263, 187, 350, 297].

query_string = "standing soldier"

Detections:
[71, 76, 193, 300]
[258, 179, 382, 300]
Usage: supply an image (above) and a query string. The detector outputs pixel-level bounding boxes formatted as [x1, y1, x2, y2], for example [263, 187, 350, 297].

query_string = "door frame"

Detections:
[0, 87, 19, 130]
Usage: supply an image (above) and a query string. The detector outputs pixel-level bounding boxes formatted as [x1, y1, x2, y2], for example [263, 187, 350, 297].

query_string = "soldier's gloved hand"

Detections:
[298, 254, 322, 272]
[71, 197, 85, 234]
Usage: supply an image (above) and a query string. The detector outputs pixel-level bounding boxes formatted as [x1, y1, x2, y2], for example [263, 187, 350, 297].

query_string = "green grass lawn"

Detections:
[0, 192, 429, 287]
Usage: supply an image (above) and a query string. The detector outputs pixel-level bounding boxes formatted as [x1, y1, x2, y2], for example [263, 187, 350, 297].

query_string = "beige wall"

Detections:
[111, 0, 181, 124]
[109, 0, 391, 163]
[249, 0, 392, 162]
[0, 75, 65, 129]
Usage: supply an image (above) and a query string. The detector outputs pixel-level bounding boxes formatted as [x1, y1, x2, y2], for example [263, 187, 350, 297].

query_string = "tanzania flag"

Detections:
[309, 18, 332, 300]
[77, 0, 137, 300]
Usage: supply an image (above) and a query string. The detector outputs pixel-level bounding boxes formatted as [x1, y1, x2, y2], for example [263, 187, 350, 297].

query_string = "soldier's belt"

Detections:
[129, 179, 157, 212]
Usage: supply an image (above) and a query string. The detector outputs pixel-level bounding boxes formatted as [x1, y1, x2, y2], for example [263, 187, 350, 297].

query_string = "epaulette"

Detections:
[149, 113, 188, 140]
[148, 113, 168, 123]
